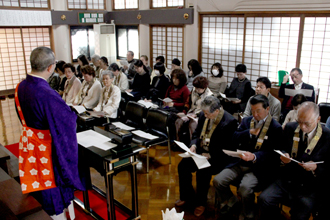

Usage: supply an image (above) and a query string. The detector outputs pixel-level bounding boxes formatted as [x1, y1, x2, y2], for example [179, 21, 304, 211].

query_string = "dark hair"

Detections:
[172, 58, 181, 67]
[250, 94, 269, 109]
[154, 62, 165, 75]
[235, 64, 247, 73]
[292, 94, 307, 106]
[171, 69, 187, 88]
[291, 68, 302, 75]
[63, 63, 76, 73]
[256, 77, 271, 89]
[140, 55, 148, 61]
[109, 63, 120, 72]
[128, 51, 134, 57]
[156, 55, 165, 64]
[211, 62, 223, 77]
[77, 54, 89, 66]
[100, 56, 108, 66]
[134, 59, 149, 74]
[193, 76, 209, 89]
[187, 59, 203, 77]
[81, 65, 95, 77]
[55, 60, 66, 73]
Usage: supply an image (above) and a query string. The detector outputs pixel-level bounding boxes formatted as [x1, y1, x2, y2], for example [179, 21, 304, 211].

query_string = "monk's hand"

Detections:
[250, 127, 261, 136]
[190, 145, 196, 153]
[240, 151, 255, 162]
[280, 153, 291, 164]
[299, 161, 317, 172]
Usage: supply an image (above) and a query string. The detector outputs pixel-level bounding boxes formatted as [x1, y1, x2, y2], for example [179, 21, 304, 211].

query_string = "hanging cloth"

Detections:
[15, 83, 56, 194]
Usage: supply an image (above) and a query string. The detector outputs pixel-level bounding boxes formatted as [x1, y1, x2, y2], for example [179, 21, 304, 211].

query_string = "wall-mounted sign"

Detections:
[78, 13, 103, 24]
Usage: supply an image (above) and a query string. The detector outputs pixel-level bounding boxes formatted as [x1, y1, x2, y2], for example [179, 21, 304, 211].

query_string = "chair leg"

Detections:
[147, 147, 149, 173]
[167, 140, 171, 164]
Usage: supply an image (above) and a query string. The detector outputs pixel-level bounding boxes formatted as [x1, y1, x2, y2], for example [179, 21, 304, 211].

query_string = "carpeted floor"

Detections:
[4, 143, 130, 220]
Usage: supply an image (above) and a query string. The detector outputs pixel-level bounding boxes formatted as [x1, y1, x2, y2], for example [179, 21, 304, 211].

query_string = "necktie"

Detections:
[304, 133, 308, 148]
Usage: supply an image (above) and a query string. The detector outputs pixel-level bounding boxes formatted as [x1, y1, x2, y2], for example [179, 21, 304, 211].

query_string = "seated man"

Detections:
[122, 50, 137, 79]
[176, 96, 238, 217]
[243, 77, 281, 121]
[213, 94, 283, 220]
[279, 68, 315, 117]
[259, 102, 330, 220]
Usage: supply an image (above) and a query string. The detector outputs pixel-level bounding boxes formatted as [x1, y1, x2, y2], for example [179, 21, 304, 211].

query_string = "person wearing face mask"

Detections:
[145, 62, 170, 104]
[243, 77, 281, 121]
[125, 59, 150, 101]
[279, 68, 315, 119]
[175, 76, 213, 142]
[208, 62, 227, 95]
[223, 64, 253, 114]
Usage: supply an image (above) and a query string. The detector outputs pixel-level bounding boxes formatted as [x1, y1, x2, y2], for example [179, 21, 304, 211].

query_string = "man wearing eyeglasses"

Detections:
[258, 101, 330, 220]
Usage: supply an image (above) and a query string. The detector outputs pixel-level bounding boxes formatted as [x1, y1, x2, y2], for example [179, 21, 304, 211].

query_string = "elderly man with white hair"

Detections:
[259, 101, 330, 220]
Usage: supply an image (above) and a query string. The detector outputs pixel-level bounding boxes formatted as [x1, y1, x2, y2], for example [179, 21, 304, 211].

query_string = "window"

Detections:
[113, 0, 138, 10]
[70, 26, 95, 62]
[0, 0, 49, 8]
[0, 27, 51, 91]
[151, 26, 184, 69]
[200, 13, 330, 103]
[116, 26, 139, 59]
[151, 0, 184, 8]
[68, 0, 105, 10]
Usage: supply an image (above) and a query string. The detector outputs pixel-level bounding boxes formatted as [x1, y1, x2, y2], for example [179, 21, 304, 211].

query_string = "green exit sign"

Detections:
[78, 13, 104, 23]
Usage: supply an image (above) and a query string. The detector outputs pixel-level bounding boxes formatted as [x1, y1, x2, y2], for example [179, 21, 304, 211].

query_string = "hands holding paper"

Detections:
[299, 161, 317, 172]
[240, 151, 255, 162]
[280, 153, 292, 164]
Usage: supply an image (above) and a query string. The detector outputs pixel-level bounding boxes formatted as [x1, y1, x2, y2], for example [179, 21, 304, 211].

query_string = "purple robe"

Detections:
[16, 74, 85, 215]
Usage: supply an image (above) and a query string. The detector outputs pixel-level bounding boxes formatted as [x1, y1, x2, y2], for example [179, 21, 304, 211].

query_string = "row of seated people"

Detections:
[175, 95, 330, 220]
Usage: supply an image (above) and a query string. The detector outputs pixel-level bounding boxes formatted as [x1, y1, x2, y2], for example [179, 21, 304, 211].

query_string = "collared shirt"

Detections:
[303, 124, 318, 145]
[28, 72, 47, 81]
[294, 82, 303, 90]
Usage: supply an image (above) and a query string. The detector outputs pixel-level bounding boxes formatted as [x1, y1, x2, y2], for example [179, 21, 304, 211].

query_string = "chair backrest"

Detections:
[145, 108, 169, 134]
[318, 102, 330, 123]
[125, 101, 146, 128]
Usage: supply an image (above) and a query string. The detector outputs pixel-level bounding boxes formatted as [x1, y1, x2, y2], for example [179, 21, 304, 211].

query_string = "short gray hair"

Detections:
[201, 96, 221, 113]
[30, 47, 55, 72]
[298, 101, 319, 119]
[91, 54, 100, 61]
[102, 70, 114, 79]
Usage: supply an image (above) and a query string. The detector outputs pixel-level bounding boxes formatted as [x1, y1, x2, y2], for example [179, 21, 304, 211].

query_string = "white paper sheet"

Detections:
[112, 122, 135, 131]
[273, 150, 324, 164]
[132, 130, 159, 140]
[187, 114, 198, 122]
[67, 104, 86, 114]
[120, 60, 128, 67]
[125, 91, 134, 97]
[77, 130, 111, 148]
[138, 100, 158, 108]
[175, 141, 211, 169]
[223, 149, 247, 158]
[93, 141, 117, 151]
[162, 97, 173, 103]
[284, 88, 313, 97]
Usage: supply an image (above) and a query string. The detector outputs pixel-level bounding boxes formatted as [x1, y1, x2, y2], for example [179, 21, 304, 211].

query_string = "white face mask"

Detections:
[212, 69, 219, 76]
[154, 70, 160, 76]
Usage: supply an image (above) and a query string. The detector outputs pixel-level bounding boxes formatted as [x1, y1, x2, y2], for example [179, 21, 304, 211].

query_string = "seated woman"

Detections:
[223, 64, 252, 114]
[282, 94, 307, 128]
[175, 76, 213, 141]
[208, 62, 227, 95]
[164, 69, 190, 112]
[126, 59, 150, 101]
[62, 63, 82, 105]
[109, 63, 129, 92]
[145, 62, 170, 104]
[76, 54, 89, 81]
[93, 70, 121, 120]
[73, 65, 102, 110]
[99, 56, 109, 81]
[186, 59, 205, 91]
[56, 60, 67, 96]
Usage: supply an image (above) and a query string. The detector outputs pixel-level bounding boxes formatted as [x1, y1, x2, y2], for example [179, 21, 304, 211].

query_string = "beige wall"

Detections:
[50, 0, 330, 67]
